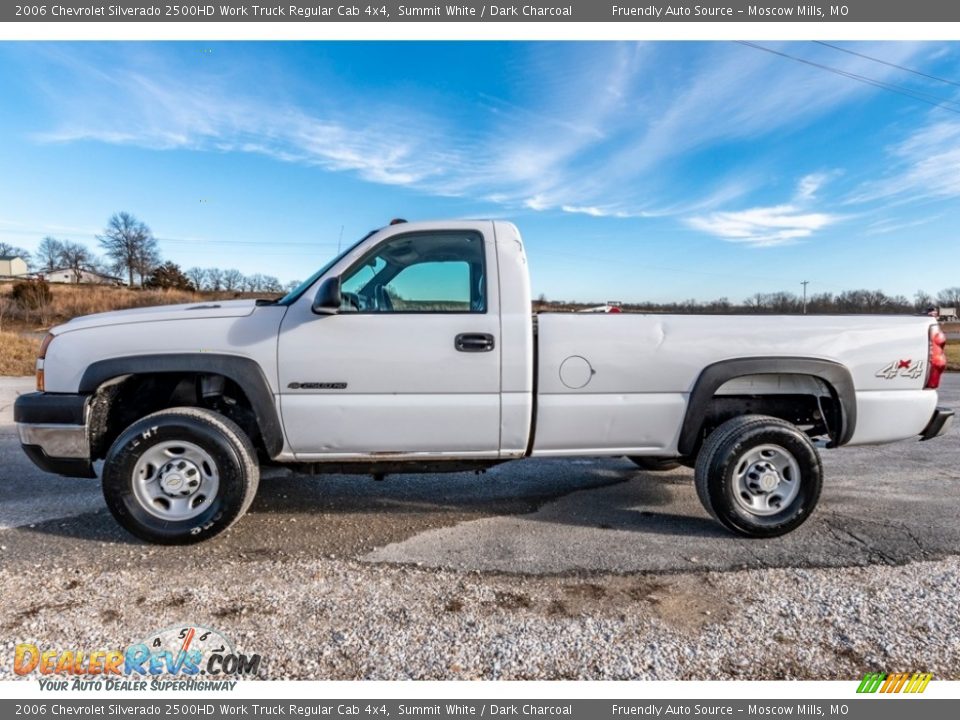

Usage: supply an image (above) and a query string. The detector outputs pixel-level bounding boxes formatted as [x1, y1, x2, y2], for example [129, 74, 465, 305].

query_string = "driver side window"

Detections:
[339, 232, 486, 313]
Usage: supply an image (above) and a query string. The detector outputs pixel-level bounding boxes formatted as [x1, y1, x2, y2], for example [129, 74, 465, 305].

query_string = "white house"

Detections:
[40, 268, 124, 286]
[0, 255, 29, 278]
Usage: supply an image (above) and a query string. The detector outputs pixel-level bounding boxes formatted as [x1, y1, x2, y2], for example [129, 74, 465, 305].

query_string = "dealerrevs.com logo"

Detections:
[15, 626, 263, 690]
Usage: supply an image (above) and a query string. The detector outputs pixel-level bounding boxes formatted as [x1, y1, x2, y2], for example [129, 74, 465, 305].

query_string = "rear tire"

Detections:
[627, 456, 682, 471]
[694, 415, 822, 538]
[102, 407, 259, 545]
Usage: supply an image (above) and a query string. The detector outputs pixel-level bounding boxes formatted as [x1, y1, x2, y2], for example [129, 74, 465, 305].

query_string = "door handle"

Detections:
[455, 333, 495, 352]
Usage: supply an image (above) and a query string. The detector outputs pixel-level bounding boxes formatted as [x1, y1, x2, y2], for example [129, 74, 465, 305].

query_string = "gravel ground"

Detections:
[2, 556, 959, 680]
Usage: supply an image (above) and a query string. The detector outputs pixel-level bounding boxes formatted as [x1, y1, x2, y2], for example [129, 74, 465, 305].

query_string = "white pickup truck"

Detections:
[15, 220, 954, 544]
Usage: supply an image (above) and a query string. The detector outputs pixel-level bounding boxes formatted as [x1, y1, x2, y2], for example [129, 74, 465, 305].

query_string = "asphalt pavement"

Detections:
[1, 375, 957, 573]
[1, 375, 958, 680]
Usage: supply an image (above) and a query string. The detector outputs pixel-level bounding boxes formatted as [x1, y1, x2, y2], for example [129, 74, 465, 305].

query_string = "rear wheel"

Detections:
[102, 407, 259, 544]
[627, 456, 682, 471]
[694, 415, 822, 538]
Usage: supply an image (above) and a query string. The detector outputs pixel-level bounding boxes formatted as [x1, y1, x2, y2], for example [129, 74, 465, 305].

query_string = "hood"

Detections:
[53, 299, 261, 335]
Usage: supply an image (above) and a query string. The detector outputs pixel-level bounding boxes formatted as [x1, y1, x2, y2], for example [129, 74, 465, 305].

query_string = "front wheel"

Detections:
[694, 415, 822, 538]
[102, 407, 260, 544]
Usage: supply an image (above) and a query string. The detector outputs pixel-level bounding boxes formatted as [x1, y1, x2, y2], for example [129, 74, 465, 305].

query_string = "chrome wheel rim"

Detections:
[733, 444, 801, 517]
[132, 441, 220, 521]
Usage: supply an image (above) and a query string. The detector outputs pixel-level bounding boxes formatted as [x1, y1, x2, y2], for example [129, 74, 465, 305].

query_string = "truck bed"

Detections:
[531, 313, 937, 455]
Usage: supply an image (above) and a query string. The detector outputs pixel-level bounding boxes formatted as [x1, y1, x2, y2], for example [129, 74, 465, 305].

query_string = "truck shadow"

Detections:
[16, 459, 729, 546]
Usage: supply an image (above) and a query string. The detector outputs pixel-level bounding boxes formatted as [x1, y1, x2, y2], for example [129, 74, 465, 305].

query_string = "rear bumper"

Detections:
[13, 392, 96, 478]
[920, 406, 954, 441]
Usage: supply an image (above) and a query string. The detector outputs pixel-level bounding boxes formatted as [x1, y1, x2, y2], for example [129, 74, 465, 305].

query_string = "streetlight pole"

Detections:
[801, 280, 809, 314]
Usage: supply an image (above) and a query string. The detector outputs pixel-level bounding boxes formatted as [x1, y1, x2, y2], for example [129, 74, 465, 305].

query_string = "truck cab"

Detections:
[275, 220, 533, 460]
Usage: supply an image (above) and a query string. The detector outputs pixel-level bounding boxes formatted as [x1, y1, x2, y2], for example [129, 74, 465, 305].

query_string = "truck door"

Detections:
[277, 227, 502, 458]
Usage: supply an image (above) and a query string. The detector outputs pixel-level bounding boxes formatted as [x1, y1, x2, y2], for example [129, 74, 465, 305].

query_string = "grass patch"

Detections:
[946, 342, 960, 372]
[0, 331, 40, 376]
[0, 282, 276, 333]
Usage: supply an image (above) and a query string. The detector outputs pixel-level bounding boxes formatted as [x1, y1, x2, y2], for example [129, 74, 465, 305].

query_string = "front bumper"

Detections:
[14, 392, 96, 478]
[920, 406, 955, 441]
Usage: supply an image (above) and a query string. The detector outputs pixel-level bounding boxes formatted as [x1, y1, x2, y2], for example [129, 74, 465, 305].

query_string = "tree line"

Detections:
[537, 287, 960, 315]
[1, 212, 291, 294]
[3, 211, 958, 311]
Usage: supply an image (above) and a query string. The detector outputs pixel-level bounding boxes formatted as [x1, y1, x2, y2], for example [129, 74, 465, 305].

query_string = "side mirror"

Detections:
[312, 276, 342, 314]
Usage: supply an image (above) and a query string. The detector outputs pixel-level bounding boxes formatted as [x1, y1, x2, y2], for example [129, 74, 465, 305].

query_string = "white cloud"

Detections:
[18, 42, 935, 224]
[795, 172, 830, 200]
[597, 42, 928, 185]
[524, 195, 551, 211]
[851, 120, 960, 204]
[865, 215, 940, 235]
[560, 205, 632, 218]
[687, 204, 838, 247]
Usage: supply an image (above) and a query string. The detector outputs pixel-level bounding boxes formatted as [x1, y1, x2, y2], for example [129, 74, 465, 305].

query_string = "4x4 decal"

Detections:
[876, 359, 924, 380]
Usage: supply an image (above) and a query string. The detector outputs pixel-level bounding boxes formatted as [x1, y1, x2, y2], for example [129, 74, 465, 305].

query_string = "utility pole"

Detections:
[336, 225, 344, 254]
[801, 280, 809, 314]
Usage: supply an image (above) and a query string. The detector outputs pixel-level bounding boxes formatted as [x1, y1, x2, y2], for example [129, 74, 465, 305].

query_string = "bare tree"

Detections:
[185, 267, 207, 291]
[133, 242, 161, 288]
[768, 291, 801, 313]
[206, 268, 224, 291]
[937, 287, 960, 310]
[914, 290, 935, 313]
[97, 212, 160, 287]
[807, 292, 835, 314]
[705, 297, 732, 313]
[245, 273, 266, 292]
[743, 292, 769, 312]
[58, 241, 93, 283]
[36, 237, 65, 273]
[0, 241, 32, 270]
[90, 256, 120, 279]
[222, 269, 243, 292]
[262, 275, 282, 293]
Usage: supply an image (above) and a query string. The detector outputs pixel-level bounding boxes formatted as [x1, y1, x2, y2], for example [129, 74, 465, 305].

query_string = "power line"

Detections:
[157, 237, 339, 248]
[813, 41, 960, 89]
[737, 41, 960, 116]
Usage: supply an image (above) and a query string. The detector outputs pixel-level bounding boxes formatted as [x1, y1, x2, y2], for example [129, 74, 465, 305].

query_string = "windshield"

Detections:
[277, 230, 377, 306]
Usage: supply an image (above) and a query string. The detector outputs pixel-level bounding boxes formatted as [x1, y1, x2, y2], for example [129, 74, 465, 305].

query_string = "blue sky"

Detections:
[0, 41, 958, 302]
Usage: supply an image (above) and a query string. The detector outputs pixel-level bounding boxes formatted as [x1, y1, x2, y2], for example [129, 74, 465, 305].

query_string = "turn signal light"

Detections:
[36, 333, 54, 392]
[926, 325, 947, 390]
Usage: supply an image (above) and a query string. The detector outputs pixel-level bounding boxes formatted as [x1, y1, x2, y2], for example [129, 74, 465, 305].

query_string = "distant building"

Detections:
[0, 255, 29, 278]
[40, 268, 125, 286]
[578, 301, 623, 314]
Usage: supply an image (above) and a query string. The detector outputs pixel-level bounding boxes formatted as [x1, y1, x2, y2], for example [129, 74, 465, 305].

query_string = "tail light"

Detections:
[36, 333, 54, 392]
[926, 325, 947, 390]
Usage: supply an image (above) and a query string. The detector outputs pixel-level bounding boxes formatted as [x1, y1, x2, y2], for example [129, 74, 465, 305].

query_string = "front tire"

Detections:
[102, 407, 260, 544]
[694, 415, 822, 538]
